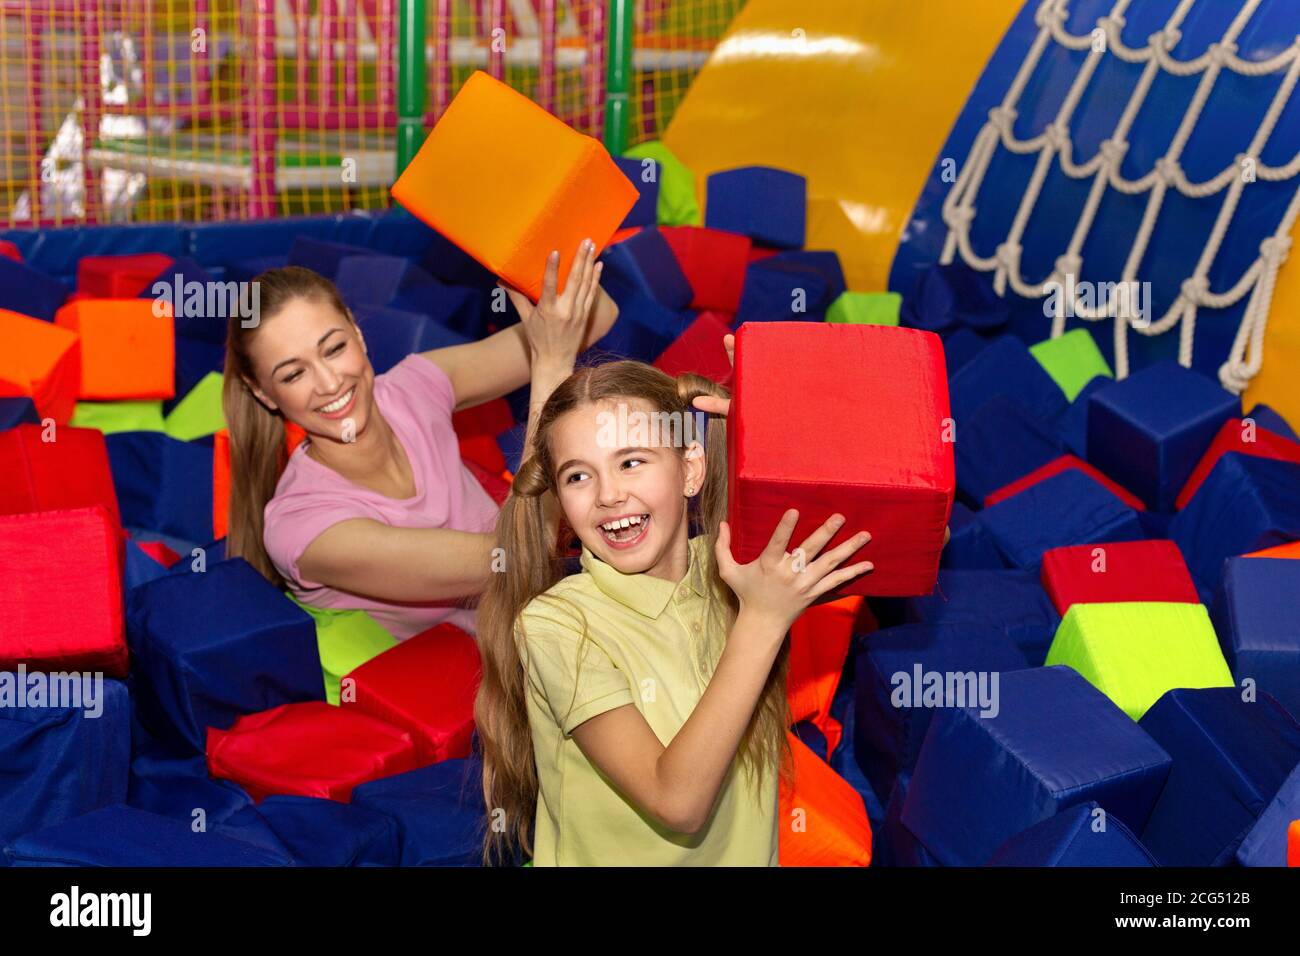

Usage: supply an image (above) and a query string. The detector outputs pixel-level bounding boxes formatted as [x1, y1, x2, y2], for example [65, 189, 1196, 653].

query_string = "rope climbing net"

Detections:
[940, 0, 1300, 393]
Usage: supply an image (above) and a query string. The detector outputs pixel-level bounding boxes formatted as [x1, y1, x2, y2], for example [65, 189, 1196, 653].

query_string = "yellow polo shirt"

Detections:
[517, 534, 779, 866]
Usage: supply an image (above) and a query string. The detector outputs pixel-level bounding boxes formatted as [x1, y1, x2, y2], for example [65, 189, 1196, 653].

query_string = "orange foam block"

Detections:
[1248, 541, 1300, 559]
[54, 298, 174, 400]
[0, 308, 81, 423]
[788, 596, 861, 760]
[390, 71, 639, 300]
[1290, 819, 1300, 866]
[779, 732, 873, 867]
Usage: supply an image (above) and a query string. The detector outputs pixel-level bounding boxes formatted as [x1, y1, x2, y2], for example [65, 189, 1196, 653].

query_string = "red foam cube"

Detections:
[0, 240, 21, 262]
[0, 505, 129, 676]
[1040, 539, 1200, 616]
[653, 310, 735, 386]
[728, 323, 954, 597]
[342, 622, 481, 764]
[985, 453, 1147, 511]
[77, 253, 173, 298]
[206, 701, 419, 803]
[0, 423, 121, 527]
[659, 226, 753, 312]
[1175, 417, 1300, 509]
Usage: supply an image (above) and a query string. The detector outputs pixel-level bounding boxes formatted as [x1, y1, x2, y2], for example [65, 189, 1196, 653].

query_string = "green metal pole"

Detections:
[397, 0, 428, 177]
[603, 0, 634, 154]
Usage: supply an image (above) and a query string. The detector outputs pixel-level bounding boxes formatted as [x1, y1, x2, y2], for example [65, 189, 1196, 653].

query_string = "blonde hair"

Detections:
[474, 360, 793, 865]
[222, 266, 358, 588]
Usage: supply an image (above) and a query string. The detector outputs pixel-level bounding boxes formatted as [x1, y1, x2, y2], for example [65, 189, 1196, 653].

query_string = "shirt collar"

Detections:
[580, 535, 710, 619]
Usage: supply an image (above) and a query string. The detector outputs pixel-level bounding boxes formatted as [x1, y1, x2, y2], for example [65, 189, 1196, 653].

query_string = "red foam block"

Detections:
[728, 323, 954, 597]
[77, 253, 173, 298]
[0, 240, 21, 262]
[660, 226, 752, 312]
[1175, 418, 1300, 509]
[1040, 539, 1200, 616]
[0, 423, 121, 527]
[653, 310, 734, 386]
[0, 505, 129, 676]
[985, 453, 1147, 512]
[206, 701, 419, 803]
[342, 622, 481, 764]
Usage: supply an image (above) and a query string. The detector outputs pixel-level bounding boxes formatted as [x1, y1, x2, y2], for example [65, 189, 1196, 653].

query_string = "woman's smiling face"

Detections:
[243, 295, 375, 441]
[549, 399, 705, 578]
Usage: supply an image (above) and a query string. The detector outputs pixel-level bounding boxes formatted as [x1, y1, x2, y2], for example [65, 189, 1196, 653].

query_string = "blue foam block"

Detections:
[1138, 687, 1300, 867]
[1170, 454, 1300, 592]
[140, 256, 223, 344]
[734, 258, 833, 327]
[336, 254, 486, 337]
[854, 623, 1029, 802]
[497, 422, 526, 474]
[127, 749, 252, 827]
[600, 227, 693, 311]
[0, 677, 130, 848]
[105, 431, 214, 543]
[614, 157, 660, 228]
[828, 681, 885, 818]
[1236, 761, 1300, 867]
[901, 665, 1172, 866]
[0, 397, 40, 431]
[704, 166, 806, 249]
[0, 255, 69, 321]
[901, 260, 1010, 333]
[1245, 402, 1298, 443]
[419, 228, 498, 290]
[287, 236, 382, 279]
[987, 801, 1158, 866]
[586, 289, 691, 364]
[939, 502, 1009, 571]
[1055, 375, 1112, 458]
[977, 469, 1146, 573]
[881, 772, 941, 867]
[351, 758, 493, 866]
[223, 254, 288, 284]
[353, 304, 471, 375]
[125, 558, 325, 752]
[955, 394, 1065, 505]
[766, 250, 847, 304]
[1086, 360, 1239, 512]
[948, 334, 1069, 427]
[1212, 557, 1300, 719]
[3, 805, 290, 866]
[170, 335, 226, 416]
[939, 327, 990, 376]
[123, 537, 174, 592]
[217, 796, 401, 866]
[905, 569, 1060, 666]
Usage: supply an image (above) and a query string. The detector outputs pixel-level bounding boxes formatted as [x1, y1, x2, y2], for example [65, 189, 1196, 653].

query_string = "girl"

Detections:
[223, 241, 612, 639]
[475, 361, 873, 865]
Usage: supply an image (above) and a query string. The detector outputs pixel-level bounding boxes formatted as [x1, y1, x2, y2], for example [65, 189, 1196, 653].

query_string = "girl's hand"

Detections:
[714, 509, 872, 636]
[691, 333, 734, 418]
[502, 240, 604, 370]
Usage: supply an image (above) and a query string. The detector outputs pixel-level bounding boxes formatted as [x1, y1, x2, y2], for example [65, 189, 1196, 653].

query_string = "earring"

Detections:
[685, 484, 694, 496]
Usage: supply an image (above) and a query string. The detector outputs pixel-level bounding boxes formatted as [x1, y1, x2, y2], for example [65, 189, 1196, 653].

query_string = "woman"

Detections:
[222, 240, 614, 639]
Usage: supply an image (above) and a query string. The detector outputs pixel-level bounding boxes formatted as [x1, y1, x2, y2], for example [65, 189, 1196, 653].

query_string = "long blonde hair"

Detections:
[222, 266, 358, 588]
[474, 360, 793, 864]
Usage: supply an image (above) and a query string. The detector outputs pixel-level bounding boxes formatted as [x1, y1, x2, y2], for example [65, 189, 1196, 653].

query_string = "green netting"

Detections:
[623, 140, 701, 227]
[70, 400, 166, 435]
[1030, 328, 1114, 402]
[826, 291, 902, 326]
[288, 596, 398, 706]
[1045, 601, 1234, 720]
[163, 372, 227, 441]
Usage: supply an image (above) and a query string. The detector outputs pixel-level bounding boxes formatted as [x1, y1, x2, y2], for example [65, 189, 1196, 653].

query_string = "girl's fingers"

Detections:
[540, 250, 561, 304]
[794, 513, 846, 564]
[722, 333, 735, 369]
[760, 509, 799, 563]
[560, 239, 593, 302]
[714, 520, 738, 576]
[503, 286, 534, 318]
[809, 530, 872, 578]
[809, 561, 875, 600]
[692, 395, 730, 417]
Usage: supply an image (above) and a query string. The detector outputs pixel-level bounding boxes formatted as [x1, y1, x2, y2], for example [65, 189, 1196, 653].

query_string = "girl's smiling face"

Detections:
[243, 296, 375, 441]
[550, 399, 706, 581]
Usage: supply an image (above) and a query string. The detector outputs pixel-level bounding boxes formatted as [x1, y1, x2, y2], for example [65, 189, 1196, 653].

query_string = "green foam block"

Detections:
[70, 400, 166, 435]
[623, 141, 701, 227]
[826, 291, 901, 326]
[1045, 601, 1233, 720]
[1029, 328, 1113, 401]
[164, 371, 227, 441]
[288, 596, 398, 705]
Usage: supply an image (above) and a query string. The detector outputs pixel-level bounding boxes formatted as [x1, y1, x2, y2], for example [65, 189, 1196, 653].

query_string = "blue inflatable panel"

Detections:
[1055, 375, 1111, 458]
[940, 501, 1008, 571]
[901, 261, 1010, 333]
[351, 758, 493, 866]
[352, 304, 471, 375]
[1212, 557, 1300, 719]
[0, 677, 130, 848]
[704, 166, 806, 249]
[1170, 454, 1300, 593]
[359, 209, 442, 258]
[0, 397, 40, 431]
[126, 558, 324, 752]
[223, 255, 289, 284]
[905, 568, 1060, 667]
[1236, 761, 1300, 867]
[1138, 687, 1300, 867]
[902, 665, 1172, 866]
[977, 468, 1146, 573]
[4, 805, 290, 866]
[1246, 402, 1298, 443]
[217, 796, 401, 866]
[734, 257, 833, 328]
[0, 256, 69, 321]
[955, 394, 1065, 505]
[948, 334, 1068, 427]
[105, 431, 214, 542]
[600, 227, 693, 311]
[614, 157, 660, 228]
[1087, 360, 1239, 511]
[987, 801, 1158, 867]
[189, 215, 356, 265]
[0, 222, 185, 280]
[855, 623, 1029, 802]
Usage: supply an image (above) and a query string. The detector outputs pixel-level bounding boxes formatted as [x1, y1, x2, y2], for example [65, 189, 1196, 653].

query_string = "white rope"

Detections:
[940, 0, 1300, 393]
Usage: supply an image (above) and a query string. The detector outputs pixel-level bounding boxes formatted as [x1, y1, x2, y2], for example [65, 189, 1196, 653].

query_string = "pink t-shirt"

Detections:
[263, 353, 501, 640]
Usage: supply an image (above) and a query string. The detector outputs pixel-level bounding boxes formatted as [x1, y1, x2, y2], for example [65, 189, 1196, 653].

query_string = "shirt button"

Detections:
[692, 621, 701, 632]
[678, 587, 690, 601]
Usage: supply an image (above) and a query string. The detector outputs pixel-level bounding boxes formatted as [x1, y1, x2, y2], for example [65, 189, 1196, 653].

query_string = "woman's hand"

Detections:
[502, 240, 604, 372]
[714, 509, 873, 637]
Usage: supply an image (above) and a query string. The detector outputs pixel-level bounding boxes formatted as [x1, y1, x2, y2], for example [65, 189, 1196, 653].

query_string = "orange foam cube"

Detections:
[1290, 819, 1299, 867]
[779, 732, 873, 867]
[1247, 541, 1300, 559]
[390, 71, 639, 300]
[788, 596, 861, 760]
[54, 298, 175, 400]
[0, 308, 81, 423]
[213, 428, 231, 540]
